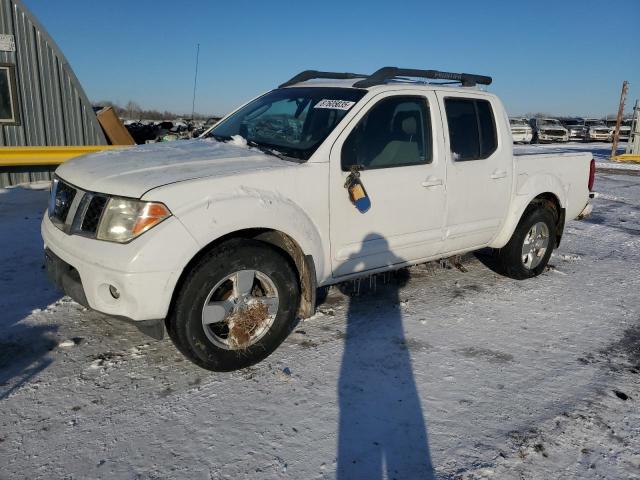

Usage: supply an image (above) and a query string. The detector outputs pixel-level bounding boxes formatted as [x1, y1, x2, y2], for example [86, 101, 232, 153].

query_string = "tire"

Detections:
[167, 239, 300, 371]
[496, 205, 556, 280]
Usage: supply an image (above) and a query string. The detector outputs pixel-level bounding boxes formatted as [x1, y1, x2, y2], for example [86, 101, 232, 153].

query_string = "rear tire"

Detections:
[496, 205, 556, 280]
[167, 239, 300, 371]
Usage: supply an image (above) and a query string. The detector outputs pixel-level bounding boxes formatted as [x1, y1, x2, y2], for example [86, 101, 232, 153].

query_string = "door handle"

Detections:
[421, 176, 443, 188]
[490, 170, 507, 179]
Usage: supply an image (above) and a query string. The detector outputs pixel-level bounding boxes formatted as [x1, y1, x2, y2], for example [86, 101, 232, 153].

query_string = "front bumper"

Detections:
[568, 130, 586, 140]
[512, 132, 533, 143]
[587, 132, 612, 141]
[45, 248, 89, 307]
[538, 133, 569, 142]
[42, 212, 199, 322]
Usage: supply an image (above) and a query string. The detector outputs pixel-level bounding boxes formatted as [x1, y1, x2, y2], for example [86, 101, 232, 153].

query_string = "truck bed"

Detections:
[513, 150, 592, 220]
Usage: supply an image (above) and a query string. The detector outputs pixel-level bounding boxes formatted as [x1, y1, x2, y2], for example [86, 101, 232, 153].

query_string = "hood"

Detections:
[55, 139, 298, 198]
[538, 125, 566, 132]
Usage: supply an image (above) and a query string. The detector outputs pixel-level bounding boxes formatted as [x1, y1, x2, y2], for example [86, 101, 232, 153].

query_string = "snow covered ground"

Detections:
[1, 144, 639, 479]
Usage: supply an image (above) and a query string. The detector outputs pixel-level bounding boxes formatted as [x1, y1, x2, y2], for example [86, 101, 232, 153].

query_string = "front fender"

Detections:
[173, 186, 328, 281]
[490, 173, 566, 249]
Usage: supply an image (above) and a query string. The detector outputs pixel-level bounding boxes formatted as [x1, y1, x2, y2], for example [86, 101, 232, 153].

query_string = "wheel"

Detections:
[167, 239, 300, 371]
[496, 205, 556, 280]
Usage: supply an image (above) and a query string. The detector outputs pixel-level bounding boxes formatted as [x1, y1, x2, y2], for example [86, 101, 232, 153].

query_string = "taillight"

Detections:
[588, 158, 595, 191]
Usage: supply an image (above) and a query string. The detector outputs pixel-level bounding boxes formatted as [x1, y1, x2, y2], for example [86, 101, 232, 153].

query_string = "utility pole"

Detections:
[611, 80, 629, 160]
[191, 43, 200, 121]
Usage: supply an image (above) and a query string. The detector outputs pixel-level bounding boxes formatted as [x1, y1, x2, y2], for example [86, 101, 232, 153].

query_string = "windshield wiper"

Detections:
[210, 134, 231, 142]
[245, 139, 288, 161]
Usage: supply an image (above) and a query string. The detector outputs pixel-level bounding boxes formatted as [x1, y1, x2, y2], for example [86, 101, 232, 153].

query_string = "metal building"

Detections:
[1, 0, 106, 185]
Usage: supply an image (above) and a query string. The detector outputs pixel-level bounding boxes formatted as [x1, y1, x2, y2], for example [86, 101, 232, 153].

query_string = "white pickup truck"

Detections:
[42, 67, 595, 371]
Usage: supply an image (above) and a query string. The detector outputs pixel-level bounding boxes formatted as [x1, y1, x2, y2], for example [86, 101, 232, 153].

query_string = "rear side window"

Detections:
[445, 98, 497, 161]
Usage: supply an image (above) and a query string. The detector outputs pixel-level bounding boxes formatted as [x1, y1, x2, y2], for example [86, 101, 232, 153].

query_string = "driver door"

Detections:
[329, 91, 446, 277]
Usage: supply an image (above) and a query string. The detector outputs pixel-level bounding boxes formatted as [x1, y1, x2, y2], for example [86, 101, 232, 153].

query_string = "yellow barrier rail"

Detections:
[613, 154, 640, 164]
[0, 145, 123, 167]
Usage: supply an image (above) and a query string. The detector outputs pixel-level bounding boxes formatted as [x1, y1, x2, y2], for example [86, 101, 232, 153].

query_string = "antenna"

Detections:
[191, 43, 200, 120]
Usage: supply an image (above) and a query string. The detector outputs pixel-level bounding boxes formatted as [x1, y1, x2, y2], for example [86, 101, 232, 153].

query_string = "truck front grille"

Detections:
[80, 195, 108, 234]
[49, 177, 109, 238]
[543, 129, 566, 136]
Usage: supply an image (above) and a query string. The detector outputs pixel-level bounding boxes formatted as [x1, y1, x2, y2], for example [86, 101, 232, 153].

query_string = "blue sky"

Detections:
[24, 0, 639, 117]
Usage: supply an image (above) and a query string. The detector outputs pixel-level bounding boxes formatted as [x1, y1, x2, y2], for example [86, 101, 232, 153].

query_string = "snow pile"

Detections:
[228, 134, 248, 147]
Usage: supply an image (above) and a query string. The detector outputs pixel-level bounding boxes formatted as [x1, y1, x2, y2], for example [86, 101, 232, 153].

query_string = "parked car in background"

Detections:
[509, 117, 533, 143]
[529, 117, 569, 143]
[561, 118, 586, 141]
[605, 118, 631, 142]
[584, 119, 612, 142]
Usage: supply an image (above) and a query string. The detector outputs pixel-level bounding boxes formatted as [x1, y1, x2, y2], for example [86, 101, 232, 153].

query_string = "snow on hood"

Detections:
[538, 125, 566, 131]
[55, 139, 298, 198]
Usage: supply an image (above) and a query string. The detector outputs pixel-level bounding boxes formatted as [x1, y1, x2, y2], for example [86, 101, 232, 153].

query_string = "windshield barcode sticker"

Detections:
[314, 99, 356, 110]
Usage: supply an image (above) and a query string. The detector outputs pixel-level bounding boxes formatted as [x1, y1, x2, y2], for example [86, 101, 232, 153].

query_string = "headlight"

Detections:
[47, 177, 59, 217]
[96, 198, 171, 243]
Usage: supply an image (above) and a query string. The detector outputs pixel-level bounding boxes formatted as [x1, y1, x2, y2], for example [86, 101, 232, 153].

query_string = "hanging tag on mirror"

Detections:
[344, 167, 371, 213]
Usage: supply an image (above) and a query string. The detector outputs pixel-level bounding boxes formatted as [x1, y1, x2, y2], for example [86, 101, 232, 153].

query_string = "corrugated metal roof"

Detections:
[0, 0, 107, 186]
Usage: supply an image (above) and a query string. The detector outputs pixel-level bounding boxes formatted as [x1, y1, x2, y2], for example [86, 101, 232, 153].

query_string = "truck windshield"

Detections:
[539, 119, 561, 126]
[207, 87, 366, 161]
[509, 119, 527, 126]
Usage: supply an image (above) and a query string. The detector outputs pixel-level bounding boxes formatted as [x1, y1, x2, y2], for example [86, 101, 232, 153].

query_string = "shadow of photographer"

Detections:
[0, 187, 60, 400]
[336, 233, 435, 479]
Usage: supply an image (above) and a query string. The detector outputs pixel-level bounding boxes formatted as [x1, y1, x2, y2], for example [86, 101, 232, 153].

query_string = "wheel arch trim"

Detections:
[166, 227, 319, 325]
[490, 186, 565, 249]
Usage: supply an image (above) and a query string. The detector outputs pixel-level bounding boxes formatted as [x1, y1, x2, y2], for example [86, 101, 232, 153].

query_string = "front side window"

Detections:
[208, 87, 366, 161]
[341, 96, 432, 171]
[0, 64, 20, 125]
[445, 98, 497, 161]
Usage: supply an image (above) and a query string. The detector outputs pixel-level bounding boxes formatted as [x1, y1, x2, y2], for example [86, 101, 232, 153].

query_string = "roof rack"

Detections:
[353, 67, 492, 88]
[278, 70, 368, 88]
[278, 67, 492, 89]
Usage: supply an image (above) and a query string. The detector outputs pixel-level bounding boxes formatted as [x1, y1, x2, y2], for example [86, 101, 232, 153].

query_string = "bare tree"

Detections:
[125, 101, 142, 120]
[92, 100, 216, 121]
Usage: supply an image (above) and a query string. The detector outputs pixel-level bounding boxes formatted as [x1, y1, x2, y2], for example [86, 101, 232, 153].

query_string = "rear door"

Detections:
[329, 90, 446, 277]
[437, 93, 512, 252]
